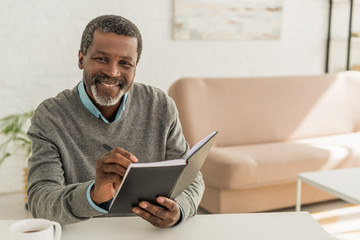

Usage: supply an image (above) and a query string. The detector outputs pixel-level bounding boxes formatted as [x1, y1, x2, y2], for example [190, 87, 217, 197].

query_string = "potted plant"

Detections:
[0, 110, 34, 206]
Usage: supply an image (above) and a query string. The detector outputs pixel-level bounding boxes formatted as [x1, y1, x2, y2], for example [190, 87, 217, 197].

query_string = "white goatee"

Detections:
[90, 85, 124, 107]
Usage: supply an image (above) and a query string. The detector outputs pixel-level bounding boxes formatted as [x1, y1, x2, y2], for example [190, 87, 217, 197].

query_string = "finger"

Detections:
[112, 147, 138, 163]
[132, 206, 165, 228]
[102, 152, 134, 167]
[101, 162, 128, 176]
[138, 201, 167, 220]
[156, 197, 178, 212]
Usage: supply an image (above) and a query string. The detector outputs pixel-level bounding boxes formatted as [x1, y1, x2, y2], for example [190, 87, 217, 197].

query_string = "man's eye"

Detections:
[94, 57, 107, 63]
[119, 61, 132, 68]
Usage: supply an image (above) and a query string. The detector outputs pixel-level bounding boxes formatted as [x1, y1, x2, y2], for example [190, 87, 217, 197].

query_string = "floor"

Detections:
[1, 192, 359, 239]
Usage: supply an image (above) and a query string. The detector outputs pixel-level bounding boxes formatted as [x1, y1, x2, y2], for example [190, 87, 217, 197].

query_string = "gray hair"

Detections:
[80, 15, 142, 63]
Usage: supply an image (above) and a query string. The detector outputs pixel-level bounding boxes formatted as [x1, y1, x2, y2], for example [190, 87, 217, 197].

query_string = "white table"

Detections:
[296, 167, 360, 211]
[0, 212, 332, 239]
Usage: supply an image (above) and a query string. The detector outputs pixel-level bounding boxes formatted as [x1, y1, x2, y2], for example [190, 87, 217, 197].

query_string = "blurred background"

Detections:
[0, 0, 358, 195]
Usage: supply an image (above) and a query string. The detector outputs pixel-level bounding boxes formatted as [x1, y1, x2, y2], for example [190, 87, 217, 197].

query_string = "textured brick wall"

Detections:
[0, 0, 331, 194]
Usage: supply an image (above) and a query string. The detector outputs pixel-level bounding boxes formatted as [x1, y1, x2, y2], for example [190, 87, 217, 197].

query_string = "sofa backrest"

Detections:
[168, 71, 360, 147]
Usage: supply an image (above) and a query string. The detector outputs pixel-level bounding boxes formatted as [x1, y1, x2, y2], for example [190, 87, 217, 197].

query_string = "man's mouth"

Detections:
[98, 81, 119, 88]
[88, 75, 128, 107]
[93, 75, 125, 89]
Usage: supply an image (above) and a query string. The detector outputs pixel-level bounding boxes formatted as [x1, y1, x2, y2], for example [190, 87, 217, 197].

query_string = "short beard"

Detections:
[88, 74, 128, 107]
[90, 85, 124, 107]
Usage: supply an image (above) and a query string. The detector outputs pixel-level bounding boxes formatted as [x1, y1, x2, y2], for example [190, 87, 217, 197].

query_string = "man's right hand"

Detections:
[90, 147, 138, 205]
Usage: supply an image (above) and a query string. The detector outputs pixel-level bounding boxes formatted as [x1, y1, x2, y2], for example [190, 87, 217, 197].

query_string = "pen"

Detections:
[103, 144, 113, 151]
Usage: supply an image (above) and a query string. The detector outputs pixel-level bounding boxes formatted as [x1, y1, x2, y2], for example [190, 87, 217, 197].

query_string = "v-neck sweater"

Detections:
[27, 82, 204, 224]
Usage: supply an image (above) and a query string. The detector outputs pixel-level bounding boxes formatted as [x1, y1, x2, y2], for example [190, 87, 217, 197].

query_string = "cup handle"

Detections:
[52, 221, 62, 240]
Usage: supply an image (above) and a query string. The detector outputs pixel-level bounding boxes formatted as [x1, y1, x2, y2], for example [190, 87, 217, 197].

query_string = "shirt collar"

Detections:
[77, 79, 128, 123]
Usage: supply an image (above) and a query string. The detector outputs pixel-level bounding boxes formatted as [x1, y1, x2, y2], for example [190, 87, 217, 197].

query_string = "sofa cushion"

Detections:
[202, 131, 360, 190]
[204, 73, 354, 146]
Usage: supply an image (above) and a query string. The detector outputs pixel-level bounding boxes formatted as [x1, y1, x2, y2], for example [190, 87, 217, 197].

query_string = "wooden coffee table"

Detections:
[296, 167, 360, 211]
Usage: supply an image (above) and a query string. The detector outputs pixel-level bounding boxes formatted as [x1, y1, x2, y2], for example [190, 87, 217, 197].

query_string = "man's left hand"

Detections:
[132, 196, 181, 228]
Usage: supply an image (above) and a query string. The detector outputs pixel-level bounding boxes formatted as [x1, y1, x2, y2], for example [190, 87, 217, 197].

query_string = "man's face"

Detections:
[78, 30, 138, 107]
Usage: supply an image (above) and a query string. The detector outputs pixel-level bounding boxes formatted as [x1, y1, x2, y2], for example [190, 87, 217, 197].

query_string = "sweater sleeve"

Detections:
[27, 108, 105, 225]
[165, 98, 205, 221]
[175, 171, 205, 221]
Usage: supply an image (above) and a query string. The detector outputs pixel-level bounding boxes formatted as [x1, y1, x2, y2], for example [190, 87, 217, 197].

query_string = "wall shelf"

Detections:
[325, 0, 359, 72]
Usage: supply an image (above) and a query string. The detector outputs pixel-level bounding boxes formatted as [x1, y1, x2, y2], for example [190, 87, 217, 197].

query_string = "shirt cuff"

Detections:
[172, 203, 185, 227]
[86, 181, 108, 214]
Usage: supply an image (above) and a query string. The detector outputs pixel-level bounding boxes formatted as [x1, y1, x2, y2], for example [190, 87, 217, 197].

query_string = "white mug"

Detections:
[9, 218, 61, 240]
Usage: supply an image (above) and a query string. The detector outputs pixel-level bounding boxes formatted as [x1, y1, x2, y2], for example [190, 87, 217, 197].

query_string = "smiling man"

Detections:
[79, 29, 137, 121]
[27, 15, 204, 228]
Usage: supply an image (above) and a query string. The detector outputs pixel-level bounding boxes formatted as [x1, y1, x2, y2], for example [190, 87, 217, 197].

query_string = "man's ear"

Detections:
[78, 50, 84, 70]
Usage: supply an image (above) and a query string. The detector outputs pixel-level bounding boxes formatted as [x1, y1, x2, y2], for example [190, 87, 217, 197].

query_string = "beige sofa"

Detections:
[168, 71, 360, 213]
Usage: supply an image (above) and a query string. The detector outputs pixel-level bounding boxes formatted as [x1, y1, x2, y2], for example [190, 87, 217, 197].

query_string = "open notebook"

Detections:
[108, 131, 218, 214]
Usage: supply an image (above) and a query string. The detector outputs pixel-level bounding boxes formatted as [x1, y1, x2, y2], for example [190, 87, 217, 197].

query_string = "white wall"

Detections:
[0, 0, 334, 193]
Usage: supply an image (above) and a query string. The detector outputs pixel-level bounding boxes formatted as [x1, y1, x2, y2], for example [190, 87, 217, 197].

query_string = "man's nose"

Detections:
[103, 62, 120, 78]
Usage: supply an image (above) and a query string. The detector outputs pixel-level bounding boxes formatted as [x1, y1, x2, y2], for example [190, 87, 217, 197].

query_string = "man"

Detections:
[27, 15, 204, 228]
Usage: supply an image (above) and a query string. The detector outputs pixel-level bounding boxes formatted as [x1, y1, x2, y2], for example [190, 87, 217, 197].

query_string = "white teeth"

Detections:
[100, 82, 116, 87]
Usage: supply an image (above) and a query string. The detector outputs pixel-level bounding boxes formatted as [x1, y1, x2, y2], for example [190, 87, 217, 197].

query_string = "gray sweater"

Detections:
[27, 82, 204, 225]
